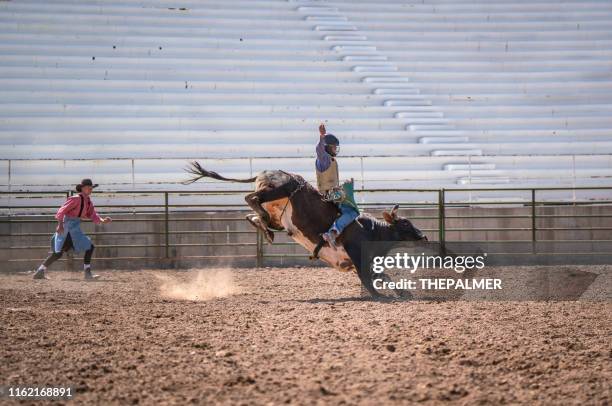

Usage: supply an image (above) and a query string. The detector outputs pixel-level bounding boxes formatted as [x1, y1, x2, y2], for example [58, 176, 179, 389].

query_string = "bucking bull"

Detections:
[185, 162, 428, 297]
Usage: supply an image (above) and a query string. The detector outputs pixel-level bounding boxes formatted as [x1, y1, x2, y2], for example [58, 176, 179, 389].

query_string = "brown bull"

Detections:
[184, 162, 427, 296]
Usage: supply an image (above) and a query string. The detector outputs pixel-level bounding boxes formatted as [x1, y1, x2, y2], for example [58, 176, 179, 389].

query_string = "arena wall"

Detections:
[2, 205, 611, 271]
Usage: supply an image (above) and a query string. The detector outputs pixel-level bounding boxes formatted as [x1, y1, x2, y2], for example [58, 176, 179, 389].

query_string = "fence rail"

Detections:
[1, 186, 612, 269]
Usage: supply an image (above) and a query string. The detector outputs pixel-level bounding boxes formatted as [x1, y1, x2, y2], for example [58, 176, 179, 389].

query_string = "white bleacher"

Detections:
[1, 0, 612, 200]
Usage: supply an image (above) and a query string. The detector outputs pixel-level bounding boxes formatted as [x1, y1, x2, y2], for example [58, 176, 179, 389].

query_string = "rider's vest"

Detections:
[316, 158, 339, 195]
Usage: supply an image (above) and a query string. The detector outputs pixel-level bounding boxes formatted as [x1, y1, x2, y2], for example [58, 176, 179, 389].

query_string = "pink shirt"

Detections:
[55, 193, 102, 224]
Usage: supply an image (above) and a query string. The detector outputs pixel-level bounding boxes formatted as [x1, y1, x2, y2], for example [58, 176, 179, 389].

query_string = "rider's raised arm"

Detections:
[316, 123, 331, 172]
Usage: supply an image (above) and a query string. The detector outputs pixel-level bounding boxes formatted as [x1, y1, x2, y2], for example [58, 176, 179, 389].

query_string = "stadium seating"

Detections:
[1, 0, 612, 196]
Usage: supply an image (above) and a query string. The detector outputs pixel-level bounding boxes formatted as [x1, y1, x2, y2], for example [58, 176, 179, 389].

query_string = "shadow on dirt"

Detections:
[59, 278, 121, 283]
[292, 296, 420, 304]
[292, 296, 368, 304]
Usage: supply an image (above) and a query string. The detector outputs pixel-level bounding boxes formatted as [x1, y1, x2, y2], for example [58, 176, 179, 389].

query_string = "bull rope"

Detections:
[278, 173, 307, 221]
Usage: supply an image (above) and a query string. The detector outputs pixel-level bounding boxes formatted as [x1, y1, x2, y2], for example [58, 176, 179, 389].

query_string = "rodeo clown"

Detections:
[32, 179, 112, 280]
[316, 123, 359, 248]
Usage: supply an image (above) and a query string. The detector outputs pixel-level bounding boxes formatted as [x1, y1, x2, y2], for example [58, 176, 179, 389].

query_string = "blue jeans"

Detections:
[52, 216, 92, 254]
[330, 203, 359, 235]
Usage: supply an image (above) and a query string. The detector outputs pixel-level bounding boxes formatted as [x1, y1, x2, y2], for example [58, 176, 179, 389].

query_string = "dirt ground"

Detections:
[1, 267, 610, 405]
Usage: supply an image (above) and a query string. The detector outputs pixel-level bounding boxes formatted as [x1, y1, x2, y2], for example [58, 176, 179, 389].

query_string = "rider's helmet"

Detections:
[323, 133, 340, 157]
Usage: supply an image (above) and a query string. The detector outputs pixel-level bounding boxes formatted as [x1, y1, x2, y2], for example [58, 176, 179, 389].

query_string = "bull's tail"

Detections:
[183, 161, 258, 185]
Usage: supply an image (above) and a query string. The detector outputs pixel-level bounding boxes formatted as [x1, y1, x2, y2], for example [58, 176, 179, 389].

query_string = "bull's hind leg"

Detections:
[245, 192, 274, 243]
[246, 213, 274, 243]
[244, 185, 293, 241]
[245, 191, 272, 225]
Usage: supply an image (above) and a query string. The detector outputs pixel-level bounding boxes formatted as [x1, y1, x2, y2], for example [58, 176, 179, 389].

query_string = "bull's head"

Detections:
[382, 204, 428, 241]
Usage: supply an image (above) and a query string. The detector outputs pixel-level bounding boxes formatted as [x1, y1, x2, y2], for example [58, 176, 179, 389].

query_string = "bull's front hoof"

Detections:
[264, 229, 274, 244]
[338, 260, 354, 272]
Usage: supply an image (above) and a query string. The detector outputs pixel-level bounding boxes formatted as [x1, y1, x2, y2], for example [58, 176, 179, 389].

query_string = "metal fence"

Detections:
[1, 186, 612, 268]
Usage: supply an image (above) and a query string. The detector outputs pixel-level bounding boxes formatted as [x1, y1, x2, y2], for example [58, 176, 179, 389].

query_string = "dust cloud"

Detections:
[156, 269, 240, 301]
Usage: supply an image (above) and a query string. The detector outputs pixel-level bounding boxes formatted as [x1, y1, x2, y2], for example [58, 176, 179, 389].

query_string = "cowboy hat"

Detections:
[75, 178, 99, 192]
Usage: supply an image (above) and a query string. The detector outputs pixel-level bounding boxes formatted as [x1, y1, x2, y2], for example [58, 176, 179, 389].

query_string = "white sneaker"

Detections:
[84, 268, 100, 280]
[32, 269, 48, 280]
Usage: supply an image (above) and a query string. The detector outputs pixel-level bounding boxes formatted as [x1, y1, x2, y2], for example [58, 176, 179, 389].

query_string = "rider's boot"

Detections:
[321, 230, 338, 249]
